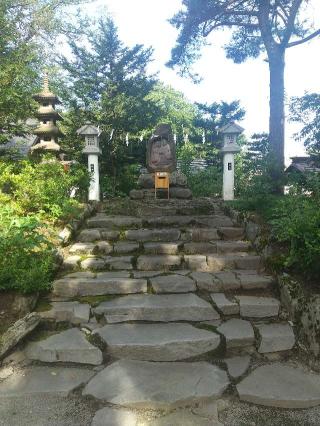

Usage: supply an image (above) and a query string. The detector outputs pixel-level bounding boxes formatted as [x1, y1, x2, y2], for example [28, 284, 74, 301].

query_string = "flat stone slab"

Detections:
[211, 293, 239, 315]
[113, 242, 139, 254]
[148, 411, 213, 426]
[216, 241, 250, 253]
[237, 272, 274, 290]
[184, 242, 217, 254]
[25, 328, 103, 365]
[217, 319, 255, 349]
[213, 272, 240, 290]
[62, 255, 81, 270]
[184, 255, 209, 271]
[143, 242, 180, 255]
[69, 242, 96, 254]
[137, 255, 182, 270]
[83, 360, 230, 409]
[87, 215, 142, 228]
[78, 229, 101, 242]
[94, 323, 220, 361]
[0, 366, 94, 397]
[191, 272, 222, 291]
[105, 256, 134, 270]
[53, 278, 147, 298]
[225, 355, 251, 379]
[126, 229, 180, 242]
[256, 323, 295, 353]
[40, 301, 90, 324]
[237, 363, 320, 408]
[236, 296, 280, 318]
[94, 294, 220, 323]
[188, 228, 219, 242]
[81, 257, 106, 270]
[150, 274, 196, 293]
[92, 407, 138, 426]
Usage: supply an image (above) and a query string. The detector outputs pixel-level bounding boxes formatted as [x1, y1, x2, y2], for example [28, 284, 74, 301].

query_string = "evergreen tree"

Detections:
[167, 0, 320, 191]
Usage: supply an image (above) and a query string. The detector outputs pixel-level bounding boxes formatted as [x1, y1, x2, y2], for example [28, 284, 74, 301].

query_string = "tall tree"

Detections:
[168, 0, 320, 190]
[58, 17, 158, 184]
[0, 0, 86, 142]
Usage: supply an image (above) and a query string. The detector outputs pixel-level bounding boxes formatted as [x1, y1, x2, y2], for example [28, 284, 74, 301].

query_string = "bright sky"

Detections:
[81, 0, 320, 164]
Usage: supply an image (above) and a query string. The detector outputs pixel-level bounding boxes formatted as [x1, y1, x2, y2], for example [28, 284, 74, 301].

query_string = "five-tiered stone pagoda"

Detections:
[31, 72, 63, 154]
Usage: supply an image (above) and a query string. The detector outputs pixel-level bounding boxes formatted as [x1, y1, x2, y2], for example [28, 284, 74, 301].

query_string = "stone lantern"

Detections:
[77, 123, 102, 201]
[220, 122, 244, 201]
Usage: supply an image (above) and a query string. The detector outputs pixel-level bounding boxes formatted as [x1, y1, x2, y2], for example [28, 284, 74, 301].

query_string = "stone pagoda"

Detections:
[31, 72, 63, 154]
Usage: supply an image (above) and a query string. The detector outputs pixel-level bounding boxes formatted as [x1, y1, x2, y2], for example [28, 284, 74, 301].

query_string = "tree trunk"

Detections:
[268, 47, 285, 192]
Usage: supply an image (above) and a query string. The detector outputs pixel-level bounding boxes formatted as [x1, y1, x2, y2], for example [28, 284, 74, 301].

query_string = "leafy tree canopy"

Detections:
[290, 93, 320, 157]
[0, 0, 87, 142]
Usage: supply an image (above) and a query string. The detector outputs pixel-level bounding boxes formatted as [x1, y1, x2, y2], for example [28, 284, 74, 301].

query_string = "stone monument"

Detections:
[130, 124, 192, 200]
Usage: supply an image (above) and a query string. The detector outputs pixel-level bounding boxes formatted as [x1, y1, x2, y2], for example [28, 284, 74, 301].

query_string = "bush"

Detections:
[0, 159, 89, 221]
[186, 167, 222, 197]
[101, 164, 140, 197]
[269, 195, 320, 276]
[0, 207, 55, 293]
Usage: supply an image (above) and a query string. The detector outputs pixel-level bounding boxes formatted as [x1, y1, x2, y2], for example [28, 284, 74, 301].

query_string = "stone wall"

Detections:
[223, 202, 320, 360]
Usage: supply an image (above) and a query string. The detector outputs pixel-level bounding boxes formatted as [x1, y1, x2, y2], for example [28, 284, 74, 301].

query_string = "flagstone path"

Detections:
[1, 198, 320, 425]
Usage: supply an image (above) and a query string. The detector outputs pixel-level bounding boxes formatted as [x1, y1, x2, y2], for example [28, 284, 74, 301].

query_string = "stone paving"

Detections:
[1, 198, 320, 425]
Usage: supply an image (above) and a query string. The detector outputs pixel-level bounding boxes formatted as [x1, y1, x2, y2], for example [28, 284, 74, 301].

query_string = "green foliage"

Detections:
[177, 142, 221, 197]
[236, 134, 286, 196]
[0, 0, 87, 142]
[0, 159, 89, 221]
[187, 167, 222, 197]
[101, 164, 140, 197]
[290, 93, 320, 157]
[232, 171, 320, 279]
[0, 206, 55, 293]
[269, 195, 320, 276]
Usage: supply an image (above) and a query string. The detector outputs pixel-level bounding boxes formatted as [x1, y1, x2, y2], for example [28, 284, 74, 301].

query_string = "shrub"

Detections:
[0, 207, 55, 293]
[0, 159, 89, 221]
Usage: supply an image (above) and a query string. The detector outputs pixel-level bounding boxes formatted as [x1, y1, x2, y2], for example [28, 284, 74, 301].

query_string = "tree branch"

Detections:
[281, 0, 303, 46]
[287, 29, 320, 47]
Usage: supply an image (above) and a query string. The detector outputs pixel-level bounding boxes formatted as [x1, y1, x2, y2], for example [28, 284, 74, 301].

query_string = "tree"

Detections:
[290, 93, 320, 157]
[0, 0, 86, 142]
[57, 16, 159, 194]
[168, 0, 320, 191]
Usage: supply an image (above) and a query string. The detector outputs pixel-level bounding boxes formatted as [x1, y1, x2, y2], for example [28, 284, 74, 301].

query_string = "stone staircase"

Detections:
[2, 198, 320, 425]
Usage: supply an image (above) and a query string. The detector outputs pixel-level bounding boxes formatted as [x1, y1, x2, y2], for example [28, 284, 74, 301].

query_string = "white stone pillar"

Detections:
[88, 154, 100, 201]
[223, 152, 235, 201]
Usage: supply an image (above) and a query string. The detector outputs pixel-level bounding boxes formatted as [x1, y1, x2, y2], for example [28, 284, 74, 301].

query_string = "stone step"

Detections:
[25, 328, 103, 365]
[237, 363, 320, 408]
[255, 323, 295, 353]
[93, 294, 220, 323]
[185, 254, 261, 272]
[211, 293, 239, 315]
[0, 366, 94, 398]
[52, 276, 147, 298]
[136, 255, 182, 270]
[77, 226, 244, 244]
[217, 319, 255, 349]
[94, 323, 220, 361]
[82, 359, 230, 409]
[68, 239, 251, 258]
[236, 296, 280, 318]
[87, 215, 234, 229]
[39, 301, 90, 324]
[150, 274, 196, 293]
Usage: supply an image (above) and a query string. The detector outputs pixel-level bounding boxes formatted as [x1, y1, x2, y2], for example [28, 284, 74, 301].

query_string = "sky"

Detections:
[81, 0, 320, 164]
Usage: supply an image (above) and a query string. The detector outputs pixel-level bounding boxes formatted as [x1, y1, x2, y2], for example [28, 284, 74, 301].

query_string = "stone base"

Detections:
[130, 170, 192, 200]
[130, 187, 192, 200]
